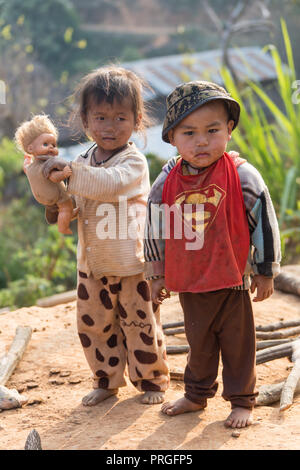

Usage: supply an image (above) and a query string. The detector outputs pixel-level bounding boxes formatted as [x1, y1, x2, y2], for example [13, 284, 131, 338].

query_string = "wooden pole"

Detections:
[256, 327, 300, 340]
[256, 319, 300, 332]
[163, 321, 184, 330]
[274, 272, 300, 296]
[279, 340, 300, 411]
[166, 345, 189, 354]
[164, 328, 185, 336]
[0, 326, 32, 386]
[163, 323, 300, 338]
[256, 342, 294, 365]
[166, 339, 295, 355]
[256, 339, 293, 350]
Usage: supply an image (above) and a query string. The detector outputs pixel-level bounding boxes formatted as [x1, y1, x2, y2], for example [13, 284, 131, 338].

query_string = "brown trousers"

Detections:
[77, 271, 169, 392]
[179, 289, 258, 409]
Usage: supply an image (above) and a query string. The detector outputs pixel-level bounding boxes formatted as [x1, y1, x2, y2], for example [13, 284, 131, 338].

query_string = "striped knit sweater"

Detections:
[144, 155, 281, 289]
[67, 142, 150, 279]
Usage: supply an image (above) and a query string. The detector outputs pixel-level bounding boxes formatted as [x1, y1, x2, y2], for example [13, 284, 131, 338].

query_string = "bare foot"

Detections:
[161, 396, 205, 416]
[224, 407, 253, 428]
[82, 388, 118, 406]
[141, 391, 165, 405]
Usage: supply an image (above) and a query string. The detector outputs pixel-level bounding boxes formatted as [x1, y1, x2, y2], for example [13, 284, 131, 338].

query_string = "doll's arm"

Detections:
[48, 166, 72, 183]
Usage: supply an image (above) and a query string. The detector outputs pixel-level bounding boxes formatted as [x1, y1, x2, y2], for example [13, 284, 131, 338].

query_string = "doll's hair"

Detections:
[71, 65, 154, 136]
[15, 114, 58, 154]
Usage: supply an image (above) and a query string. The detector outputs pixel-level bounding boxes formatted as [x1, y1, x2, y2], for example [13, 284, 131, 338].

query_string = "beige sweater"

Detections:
[67, 142, 150, 279]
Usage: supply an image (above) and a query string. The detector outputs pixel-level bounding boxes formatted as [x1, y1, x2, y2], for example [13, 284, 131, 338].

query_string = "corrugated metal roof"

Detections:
[122, 47, 277, 100]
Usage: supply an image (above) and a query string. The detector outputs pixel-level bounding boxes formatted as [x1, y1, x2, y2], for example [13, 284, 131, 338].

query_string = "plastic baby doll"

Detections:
[15, 115, 78, 234]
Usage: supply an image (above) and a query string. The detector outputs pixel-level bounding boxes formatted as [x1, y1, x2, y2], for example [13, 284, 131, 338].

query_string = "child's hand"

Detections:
[250, 275, 274, 302]
[62, 165, 72, 178]
[150, 278, 170, 304]
[42, 157, 69, 178]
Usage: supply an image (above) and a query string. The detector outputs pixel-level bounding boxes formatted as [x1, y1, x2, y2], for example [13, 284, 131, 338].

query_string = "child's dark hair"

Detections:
[73, 65, 153, 136]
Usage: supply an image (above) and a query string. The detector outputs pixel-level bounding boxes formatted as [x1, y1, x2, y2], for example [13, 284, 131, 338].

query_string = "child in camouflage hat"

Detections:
[144, 80, 281, 428]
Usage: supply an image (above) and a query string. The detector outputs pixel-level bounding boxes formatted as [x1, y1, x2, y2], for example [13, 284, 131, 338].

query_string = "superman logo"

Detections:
[174, 184, 226, 234]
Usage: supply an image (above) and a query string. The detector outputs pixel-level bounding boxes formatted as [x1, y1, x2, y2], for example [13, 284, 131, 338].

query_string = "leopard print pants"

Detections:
[77, 270, 170, 392]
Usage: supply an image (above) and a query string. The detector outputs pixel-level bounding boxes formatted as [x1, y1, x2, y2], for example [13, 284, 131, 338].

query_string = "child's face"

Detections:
[168, 101, 234, 168]
[83, 97, 138, 151]
[27, 133, 58, 157]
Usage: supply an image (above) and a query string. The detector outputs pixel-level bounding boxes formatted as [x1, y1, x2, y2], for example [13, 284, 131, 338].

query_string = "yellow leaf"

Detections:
[60, 71, 69, 84]
[38, 98, 49, 107]
[26, 64, 34, 73]
[1, 25, 12, 40]
[56, 105, 67, 116]
[77, 39, 87, 49]
[17, 15, 25, 25]
[25, 44, 34, 53]
[64, 27, 73, 43]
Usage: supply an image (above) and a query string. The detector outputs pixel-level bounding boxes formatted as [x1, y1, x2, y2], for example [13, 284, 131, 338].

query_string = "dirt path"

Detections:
[0, 290, 300, 450]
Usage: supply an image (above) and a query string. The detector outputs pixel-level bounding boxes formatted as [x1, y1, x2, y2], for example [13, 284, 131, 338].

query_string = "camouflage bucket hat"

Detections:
[162, 80, 240, 143]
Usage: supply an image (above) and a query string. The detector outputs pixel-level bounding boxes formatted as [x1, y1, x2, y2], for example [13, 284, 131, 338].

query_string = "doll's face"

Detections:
[27, 133, 58, 157]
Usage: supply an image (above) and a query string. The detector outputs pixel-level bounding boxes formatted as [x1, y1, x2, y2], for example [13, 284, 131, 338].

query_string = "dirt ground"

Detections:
[0, 288, 300, 451]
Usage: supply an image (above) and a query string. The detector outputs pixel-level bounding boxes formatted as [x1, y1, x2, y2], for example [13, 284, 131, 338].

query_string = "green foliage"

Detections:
[222, 20, 300, 259]
[0, 138, 23, 189]
[0, 192, 77, 307]
[0, 0, 85, 77]
[146, 152, 166, 184]
[0, 275, 61, 309]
